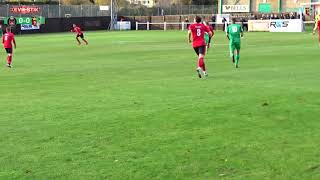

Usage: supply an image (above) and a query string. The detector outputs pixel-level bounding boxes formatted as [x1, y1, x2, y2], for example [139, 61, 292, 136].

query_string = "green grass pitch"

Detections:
[0, 30, 320, 179]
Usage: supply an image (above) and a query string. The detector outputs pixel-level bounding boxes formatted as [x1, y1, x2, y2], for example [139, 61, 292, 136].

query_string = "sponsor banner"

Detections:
[222, 5, 249, 13]
[269, 19, 303, 32]
[21, 24, 40, 31]
[248, 19, 304, 32]
[248, 20, 270, 32]
[10, 6, 40, 14]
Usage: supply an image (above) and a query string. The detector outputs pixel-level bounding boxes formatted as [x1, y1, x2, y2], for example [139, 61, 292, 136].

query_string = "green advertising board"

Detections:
[259, 3, 271, 13]
[4, 16, 45, 26]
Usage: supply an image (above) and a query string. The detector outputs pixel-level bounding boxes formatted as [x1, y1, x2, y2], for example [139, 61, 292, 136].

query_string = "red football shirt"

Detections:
[189, 23, 210, 48]
[72, 26, 83, 35]
[2, 32, 15, 49]
[318, 20, 320, 31]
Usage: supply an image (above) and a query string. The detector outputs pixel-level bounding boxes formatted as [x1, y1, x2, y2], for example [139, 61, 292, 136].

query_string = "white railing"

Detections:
[136, 22, 225, 31]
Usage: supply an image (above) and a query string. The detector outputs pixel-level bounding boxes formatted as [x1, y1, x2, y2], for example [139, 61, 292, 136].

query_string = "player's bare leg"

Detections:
[197, 53, 208, 78]
[202, 56, 208, 77]
[6, 54, 12, 68]
[196, 57, 202, 78]
[230, 48, 235, 64]
[76, 37, 81, 45]
[235, 49, 240, 68]
[196, 67, 202, 78]
[81, 38, 88, 45]
[194, 49, 202, 78]
[196, 54, 204, 78]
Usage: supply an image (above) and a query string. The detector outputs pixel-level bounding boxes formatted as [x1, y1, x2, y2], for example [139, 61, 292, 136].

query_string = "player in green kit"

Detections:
[0, 24, 3, 38]
[226, 18, 243, 68]
[203, 21, 214, 51]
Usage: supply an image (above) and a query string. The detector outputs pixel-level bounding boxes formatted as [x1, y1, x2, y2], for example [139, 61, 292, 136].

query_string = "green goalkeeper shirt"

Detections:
[227, 24, 242, 43]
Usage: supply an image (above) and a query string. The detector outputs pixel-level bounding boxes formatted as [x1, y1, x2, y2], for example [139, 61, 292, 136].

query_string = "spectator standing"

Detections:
[211, 14, 216, 30]
[285, 13, 290, 19]
[251, 14, 257, 20]
[184, 17, 190, 30]
[222, 17, 227, 31]
[290, 12, 295, 19]
[280, 14, 284, 19]
[241, 18, 248, 31]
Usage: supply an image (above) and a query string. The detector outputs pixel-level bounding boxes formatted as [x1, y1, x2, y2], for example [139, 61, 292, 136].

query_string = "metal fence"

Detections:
[0, 4, 218, 18]
[118, 5, 218, 16]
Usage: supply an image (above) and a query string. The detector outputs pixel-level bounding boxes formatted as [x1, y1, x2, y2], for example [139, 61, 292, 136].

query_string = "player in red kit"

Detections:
[188, 16, 212, 78]
[313, 19, 320, 46]
[71, 24, 88, 45]
[2, 27, 16, 68]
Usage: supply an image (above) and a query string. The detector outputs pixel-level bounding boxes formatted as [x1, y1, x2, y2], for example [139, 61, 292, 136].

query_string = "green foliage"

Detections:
[191, 0, 217, 5]
[63, 0, 91, 5]
[95, 0, 111, 5]
[171, 0, 217, 5]
[171, 0, 192, 5]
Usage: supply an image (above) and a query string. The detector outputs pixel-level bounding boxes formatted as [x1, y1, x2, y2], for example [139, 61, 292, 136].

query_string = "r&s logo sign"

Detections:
[270, 21, 289, 28]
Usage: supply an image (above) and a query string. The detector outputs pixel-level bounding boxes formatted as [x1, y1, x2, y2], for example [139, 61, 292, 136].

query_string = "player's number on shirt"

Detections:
[232, 26, 238, 33]
[196, 29, 201, 36]
[4, 35, 8, 41]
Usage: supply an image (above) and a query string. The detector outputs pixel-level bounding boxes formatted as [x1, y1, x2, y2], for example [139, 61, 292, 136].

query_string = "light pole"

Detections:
[110, 0, 118, 30]
[59, 0, 61, 17]
[111, 0, 113, 30]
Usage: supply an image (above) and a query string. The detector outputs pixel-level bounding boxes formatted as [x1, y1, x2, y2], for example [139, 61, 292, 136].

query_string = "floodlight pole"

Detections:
[59, 0, 61, 17]
[110, 0, 113, 30]
[110, 0, 118, 30]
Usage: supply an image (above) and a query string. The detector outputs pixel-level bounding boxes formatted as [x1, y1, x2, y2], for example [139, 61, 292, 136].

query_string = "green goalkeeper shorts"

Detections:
[229, 42, 241, 57]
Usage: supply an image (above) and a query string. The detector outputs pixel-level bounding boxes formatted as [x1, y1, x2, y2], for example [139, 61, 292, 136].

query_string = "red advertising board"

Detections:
[10, 6, 40, 14]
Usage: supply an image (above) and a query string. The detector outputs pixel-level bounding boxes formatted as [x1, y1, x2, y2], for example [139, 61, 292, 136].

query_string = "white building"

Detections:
[127, 0, 156, 7]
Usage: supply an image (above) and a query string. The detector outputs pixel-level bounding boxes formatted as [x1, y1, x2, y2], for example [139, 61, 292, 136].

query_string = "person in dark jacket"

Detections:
[184, 17, 190, 30]
[222, 17, 227, 31]
[241, 18, 248, 31]
[211, 14, 216, 30]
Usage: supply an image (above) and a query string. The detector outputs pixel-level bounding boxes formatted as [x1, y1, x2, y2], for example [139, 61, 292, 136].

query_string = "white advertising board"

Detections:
[248, 19, 304, 32]
[269, 19, 303, 32]
[21, 24, 40, 30]
[248, 20, 270, 32]
[116, 21, 131, 30]
[222, 5, 250, 13]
